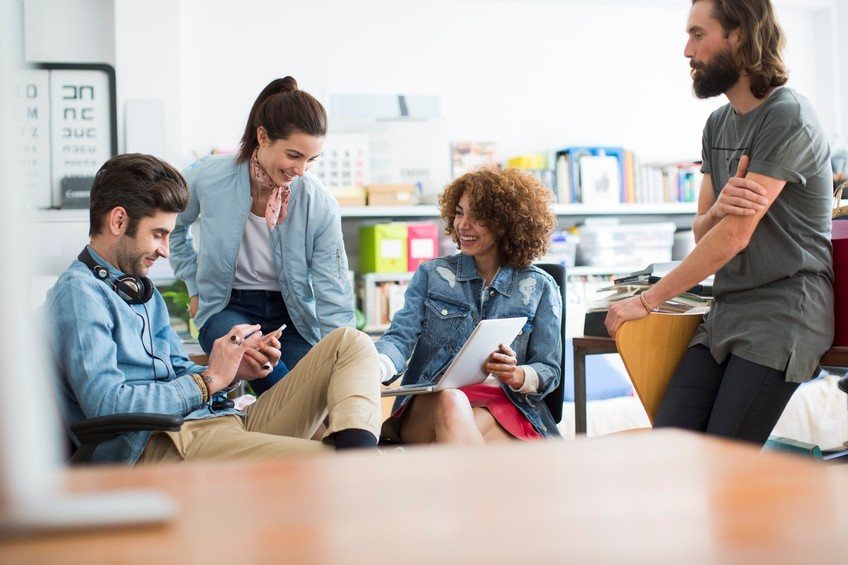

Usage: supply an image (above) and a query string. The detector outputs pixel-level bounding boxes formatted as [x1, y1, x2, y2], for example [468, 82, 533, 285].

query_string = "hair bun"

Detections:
[278, 76, 298, 93]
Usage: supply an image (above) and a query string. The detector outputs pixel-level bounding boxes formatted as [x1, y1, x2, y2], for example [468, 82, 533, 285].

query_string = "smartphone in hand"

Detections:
[259, 324, 287, 345]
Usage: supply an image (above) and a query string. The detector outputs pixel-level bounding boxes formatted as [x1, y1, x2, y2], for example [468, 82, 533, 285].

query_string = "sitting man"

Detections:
[44, 153, 381, 464]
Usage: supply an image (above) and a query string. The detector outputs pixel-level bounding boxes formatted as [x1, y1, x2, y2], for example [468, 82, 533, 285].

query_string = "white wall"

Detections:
[113, 0, 183, 164]
[837, 0, 848, 139]
[21, 0, 843, 168]
[24, 0, 115, 65]
[174, 0, 840, 167]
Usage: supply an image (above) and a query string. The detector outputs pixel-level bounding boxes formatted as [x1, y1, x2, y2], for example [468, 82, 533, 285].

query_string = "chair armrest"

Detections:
[71, 413, 184, 444]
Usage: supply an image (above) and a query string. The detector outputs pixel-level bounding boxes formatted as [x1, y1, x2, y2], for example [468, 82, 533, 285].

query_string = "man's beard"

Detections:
[115, 238, 150, 278]
[691, 48, 740, 99]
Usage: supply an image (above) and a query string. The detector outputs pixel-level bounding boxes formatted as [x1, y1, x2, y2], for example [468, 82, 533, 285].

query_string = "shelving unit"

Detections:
[343, 203, 697, 332]
[29, 202, 699, 327]
[337, 202, 696, 219]
[360, 272, 414, 333]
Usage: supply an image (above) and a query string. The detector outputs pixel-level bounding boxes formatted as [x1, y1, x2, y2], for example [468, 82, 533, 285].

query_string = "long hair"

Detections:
[236, 77, 327, 163]
[695, 0, 788, 98]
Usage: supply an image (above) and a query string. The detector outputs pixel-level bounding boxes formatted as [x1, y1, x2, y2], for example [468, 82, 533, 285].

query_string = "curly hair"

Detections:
[694, 0, 788, 99]
[439, 168, 556, 269]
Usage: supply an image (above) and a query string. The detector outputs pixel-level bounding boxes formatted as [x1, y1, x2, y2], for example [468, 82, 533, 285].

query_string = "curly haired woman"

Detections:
[376, 168, 563, 444]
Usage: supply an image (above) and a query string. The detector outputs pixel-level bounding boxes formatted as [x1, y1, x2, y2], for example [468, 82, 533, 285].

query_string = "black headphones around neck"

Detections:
[77, 248, 154, 305]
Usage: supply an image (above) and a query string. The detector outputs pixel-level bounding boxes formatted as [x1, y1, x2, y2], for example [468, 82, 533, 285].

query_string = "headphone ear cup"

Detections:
[114, 276, 154, 305]
[78, 247, 154, 305]
[136, 276, 154, 304]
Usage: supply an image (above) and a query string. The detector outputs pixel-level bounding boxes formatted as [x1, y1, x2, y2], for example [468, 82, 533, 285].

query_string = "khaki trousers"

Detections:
[139, 327, 381, 463]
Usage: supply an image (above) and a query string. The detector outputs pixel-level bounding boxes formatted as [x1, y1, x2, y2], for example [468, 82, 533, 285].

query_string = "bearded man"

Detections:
[606, 0, 834, 445]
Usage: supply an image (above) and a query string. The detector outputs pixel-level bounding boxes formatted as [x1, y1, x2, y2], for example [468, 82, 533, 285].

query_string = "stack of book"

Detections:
[583, 262, 712, 336]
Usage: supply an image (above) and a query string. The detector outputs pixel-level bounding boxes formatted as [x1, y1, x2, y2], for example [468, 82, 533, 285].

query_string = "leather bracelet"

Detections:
[190, 373, 209, 404]
[640, 292, 659, 314]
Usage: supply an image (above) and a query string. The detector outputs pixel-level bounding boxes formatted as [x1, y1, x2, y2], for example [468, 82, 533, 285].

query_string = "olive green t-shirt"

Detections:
[692, 87, 834, 383]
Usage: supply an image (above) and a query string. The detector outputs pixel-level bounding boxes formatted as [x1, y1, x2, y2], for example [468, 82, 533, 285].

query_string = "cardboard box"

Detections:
[328, 186, 366, 207]
[359, 223, 408, 273]
[407, 222, 439, 271]
[366, 184, 415, 206]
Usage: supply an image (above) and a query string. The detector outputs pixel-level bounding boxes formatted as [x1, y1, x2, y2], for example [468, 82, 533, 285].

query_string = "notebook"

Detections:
[381, 317, 528, 397]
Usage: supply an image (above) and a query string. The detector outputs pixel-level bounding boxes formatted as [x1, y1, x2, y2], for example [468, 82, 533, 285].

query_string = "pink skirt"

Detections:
[460, 384, 542, 441]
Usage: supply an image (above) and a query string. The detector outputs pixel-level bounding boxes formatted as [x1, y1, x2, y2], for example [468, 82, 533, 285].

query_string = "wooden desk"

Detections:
[1, 431, 846, 563]
[572, 335, 617, 435]
[821, 346, 848, 367]
[572, 339, 848, 436]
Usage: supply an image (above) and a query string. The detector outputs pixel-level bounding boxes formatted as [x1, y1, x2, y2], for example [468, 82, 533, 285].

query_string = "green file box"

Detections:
[359, 223, 408, 273]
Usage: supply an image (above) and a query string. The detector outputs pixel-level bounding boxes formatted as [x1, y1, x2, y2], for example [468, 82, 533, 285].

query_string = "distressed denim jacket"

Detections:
[44, 247, 234, 464]
[376, 253, 563, 437]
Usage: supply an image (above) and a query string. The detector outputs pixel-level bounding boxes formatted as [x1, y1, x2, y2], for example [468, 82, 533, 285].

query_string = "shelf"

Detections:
[340, 206, 439, 218]
[552, 203, 696, 216]
[361, 272, 414, 282]
[568, 265, 644, 276]
[338, 203, 696, 219]
[30, 209, 88, 222]
[29, 202, 698, 222]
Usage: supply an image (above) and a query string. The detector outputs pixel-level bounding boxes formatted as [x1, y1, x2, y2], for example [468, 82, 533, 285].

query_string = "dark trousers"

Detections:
[199, 289, 313, 395]
[654, 344, 800, 446]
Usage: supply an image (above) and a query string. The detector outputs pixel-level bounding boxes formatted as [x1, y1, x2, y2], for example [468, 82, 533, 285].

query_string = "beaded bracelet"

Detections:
[190, 373, 209, 404]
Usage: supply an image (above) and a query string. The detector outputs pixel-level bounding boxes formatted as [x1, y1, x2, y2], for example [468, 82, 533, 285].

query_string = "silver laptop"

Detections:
[382, 317, 528, 397]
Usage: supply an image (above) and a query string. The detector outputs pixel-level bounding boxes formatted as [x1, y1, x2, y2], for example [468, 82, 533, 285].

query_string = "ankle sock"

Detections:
[327, 428, 378, 450]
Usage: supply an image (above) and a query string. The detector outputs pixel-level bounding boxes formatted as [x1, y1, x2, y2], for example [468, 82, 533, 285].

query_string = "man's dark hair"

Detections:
[236, 76, 327, 163]
[694, 0, 788, 99]
[89, 153, 189, 237]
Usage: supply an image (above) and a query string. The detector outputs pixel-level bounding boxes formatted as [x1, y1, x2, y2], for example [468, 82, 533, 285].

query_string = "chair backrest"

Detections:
[614, 312, 703, 423]
[535, 263, 566, 423]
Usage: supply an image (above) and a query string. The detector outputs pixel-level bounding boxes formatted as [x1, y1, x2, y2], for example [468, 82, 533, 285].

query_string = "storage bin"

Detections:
[407, 222, 439, 271]
[577, 222, 676, 267]
[359, 223, 408, 273]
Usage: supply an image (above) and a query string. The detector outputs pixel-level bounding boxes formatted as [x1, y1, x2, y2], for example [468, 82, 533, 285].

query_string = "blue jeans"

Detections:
[198, 289, 313, 395]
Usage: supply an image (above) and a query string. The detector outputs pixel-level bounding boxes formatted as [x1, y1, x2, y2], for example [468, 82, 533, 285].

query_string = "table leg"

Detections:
[574, 346, 587, 435]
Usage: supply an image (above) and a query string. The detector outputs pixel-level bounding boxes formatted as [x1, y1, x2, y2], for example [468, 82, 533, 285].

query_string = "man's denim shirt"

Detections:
[376, 253, 563, 437]
[45, 246, 238, 464]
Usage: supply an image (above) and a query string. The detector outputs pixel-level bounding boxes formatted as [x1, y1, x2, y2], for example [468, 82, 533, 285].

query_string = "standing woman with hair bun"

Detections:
[170, 77, 356, 395]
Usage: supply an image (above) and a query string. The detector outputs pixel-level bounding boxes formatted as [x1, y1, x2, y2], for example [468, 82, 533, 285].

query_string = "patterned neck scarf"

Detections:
[251, 148, 291, 230]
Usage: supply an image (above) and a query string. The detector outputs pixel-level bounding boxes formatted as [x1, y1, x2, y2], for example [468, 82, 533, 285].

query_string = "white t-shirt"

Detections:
[232, 212, 280, 291]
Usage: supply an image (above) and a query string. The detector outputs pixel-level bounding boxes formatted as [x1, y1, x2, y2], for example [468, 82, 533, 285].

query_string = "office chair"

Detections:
[614, 312, 703, 423]
[69, 413, 184, 464]
[535, 263, 566, 424]
[64, 355, 213, 463]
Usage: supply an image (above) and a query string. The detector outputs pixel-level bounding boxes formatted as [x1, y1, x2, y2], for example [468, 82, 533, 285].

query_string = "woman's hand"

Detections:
[485, 343, 525, 389]
[604, 295, 649, 338]
[237, 332, 282, 381]
[189, 295, 199, 319]
[710, 156, 767, 220]
[204, 324, 261, 394]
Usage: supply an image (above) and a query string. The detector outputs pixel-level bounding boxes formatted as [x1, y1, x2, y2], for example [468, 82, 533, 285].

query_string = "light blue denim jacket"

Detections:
[170, 155, 356, 343]
[44, 247, 238, 464]
[376, 253, 563, 437]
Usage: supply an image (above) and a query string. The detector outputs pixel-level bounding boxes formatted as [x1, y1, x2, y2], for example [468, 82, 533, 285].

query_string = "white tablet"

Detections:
[381, 317, 528, 397]
[435, 316, 528, 391]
